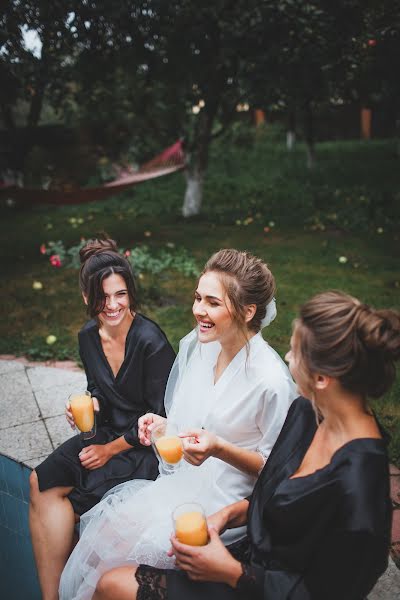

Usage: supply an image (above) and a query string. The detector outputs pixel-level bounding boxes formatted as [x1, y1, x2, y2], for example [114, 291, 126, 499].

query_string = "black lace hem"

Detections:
[136, 565, 168, 600]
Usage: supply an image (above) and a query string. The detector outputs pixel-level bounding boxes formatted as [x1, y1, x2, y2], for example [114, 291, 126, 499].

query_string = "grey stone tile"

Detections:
[45, 414, 76, 449]
[0, 421, 52, 462]
[368, 557, 400, 599]
[35, 381, 89, 418]
[26, 366, 86, 392]
[0, 361, 25, 375]
[0, 370, 40, 428]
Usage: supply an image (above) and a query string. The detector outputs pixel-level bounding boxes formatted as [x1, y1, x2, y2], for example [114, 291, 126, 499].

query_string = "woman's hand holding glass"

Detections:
[65, 396, 100, 430]
[179, 429, 220, 466]
[138, 413, 167, 446]
[169, 527, 242, 586]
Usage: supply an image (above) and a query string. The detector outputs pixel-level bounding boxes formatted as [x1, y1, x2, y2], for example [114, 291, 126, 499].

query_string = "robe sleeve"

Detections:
[255, 386, 293, 463]
[79, 339, 107, 424]
[123, 338, 175, 446]
[241, 530, 388, 599]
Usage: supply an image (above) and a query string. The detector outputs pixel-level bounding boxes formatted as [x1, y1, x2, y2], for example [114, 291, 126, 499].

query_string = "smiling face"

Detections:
[192, 271, 238, 345]
[99, 273, 131, 328]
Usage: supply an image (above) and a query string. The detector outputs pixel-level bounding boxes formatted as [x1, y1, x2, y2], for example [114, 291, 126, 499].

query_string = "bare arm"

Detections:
[79, 434, 134, 470]
[207, 498, 250, 533]
[180, 429, 263, 476]
[214, 436, 264, 476]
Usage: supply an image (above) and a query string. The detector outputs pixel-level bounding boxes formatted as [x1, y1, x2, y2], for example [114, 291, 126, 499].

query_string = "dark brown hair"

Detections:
[79, 238, 137, 318]
[296, 290, 400, 398]
[202, 249, 276, 333]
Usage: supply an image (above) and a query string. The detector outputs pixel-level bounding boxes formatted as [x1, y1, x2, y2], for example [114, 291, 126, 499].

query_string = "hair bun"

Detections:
[79, 238, 119, 264]
[357, 306, 400, 361]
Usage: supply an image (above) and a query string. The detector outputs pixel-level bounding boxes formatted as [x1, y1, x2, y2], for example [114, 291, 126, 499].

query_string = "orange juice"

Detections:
[155, 436, 183, 464]
[70, 394, 94, 432]
[175, 511, 208, 546]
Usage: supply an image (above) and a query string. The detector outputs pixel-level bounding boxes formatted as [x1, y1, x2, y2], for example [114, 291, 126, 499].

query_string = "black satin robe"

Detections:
[166, 397, 392, 600]
[36, 314, 175, 514]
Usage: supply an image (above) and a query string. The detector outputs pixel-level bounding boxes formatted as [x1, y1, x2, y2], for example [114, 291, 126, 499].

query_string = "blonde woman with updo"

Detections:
[92, 290, 396, 600]
[60, 249, 296, 599]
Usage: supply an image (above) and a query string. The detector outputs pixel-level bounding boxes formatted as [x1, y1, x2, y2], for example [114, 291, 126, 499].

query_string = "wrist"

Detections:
[213, 435, 226, 458]
[225, 559, 243, 588]
[105, 442, 116, 458]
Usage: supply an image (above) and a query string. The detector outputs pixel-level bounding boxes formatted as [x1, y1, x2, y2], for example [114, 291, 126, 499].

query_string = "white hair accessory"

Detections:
[261, 297, 277, 329]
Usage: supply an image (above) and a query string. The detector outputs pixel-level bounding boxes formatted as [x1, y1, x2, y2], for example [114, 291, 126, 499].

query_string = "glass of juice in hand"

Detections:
[69, 391, 96, 440]
[151, 422, 183, 470]
[173, 502, 209, 546]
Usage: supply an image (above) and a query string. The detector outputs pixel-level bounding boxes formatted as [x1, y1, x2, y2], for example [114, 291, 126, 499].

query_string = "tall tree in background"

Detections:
[249, 1, 365, 168]
[0, 2, 78, 130]
[1, 1, 398, 211]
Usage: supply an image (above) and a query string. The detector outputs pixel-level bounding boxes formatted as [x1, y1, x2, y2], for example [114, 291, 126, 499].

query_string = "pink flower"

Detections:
[40, 243, 47, 255]
[50, 254, 62, 268]
[124, 250, 131, 257]
[263, 226, 270, 233]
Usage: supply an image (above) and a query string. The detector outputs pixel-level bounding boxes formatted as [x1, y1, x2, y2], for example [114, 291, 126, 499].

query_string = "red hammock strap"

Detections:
[140, 139, 185, 170]
[0, 139, 186, 206]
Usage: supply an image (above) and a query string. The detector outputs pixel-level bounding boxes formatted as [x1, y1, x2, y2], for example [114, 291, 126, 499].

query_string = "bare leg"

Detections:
[29, 470, 75, 600]
[93, 566, 139, 600]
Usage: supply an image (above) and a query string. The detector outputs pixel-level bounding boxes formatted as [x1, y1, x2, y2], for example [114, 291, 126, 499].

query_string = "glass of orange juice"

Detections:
[69, 391, 96, 440]
[172, 502, 209, 546]
[151, 422, 183, 470]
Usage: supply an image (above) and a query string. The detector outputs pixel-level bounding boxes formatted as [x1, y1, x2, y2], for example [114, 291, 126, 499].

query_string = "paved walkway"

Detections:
[0, 358, 85, 468]
[0, 357, 399, 597]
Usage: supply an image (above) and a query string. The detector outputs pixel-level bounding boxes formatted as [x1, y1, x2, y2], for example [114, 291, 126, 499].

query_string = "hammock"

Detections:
[0, 140, 185, 205]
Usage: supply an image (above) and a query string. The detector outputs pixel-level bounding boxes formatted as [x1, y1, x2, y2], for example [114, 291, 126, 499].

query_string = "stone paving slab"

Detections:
[26, 365, 86, 392]
[0, 359, 85, 468]
[44, 414, 75, 449]
[0, 369, 40, 429]
[0, 360, 26, 375]
[35, 380, 87, 419]
[0, 420, 53, 463]
[368, 556, 400, 598]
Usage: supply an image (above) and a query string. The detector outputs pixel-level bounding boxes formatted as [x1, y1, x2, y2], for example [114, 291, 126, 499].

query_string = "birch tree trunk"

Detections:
[182, 108, 214, 217]
[182, 168, 204, 217]
[286, 109, 296, 151]
[286, 130, 296, 151]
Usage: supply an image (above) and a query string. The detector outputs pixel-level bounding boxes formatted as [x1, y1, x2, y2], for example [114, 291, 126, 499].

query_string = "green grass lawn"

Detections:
[1, 137, 399, 462]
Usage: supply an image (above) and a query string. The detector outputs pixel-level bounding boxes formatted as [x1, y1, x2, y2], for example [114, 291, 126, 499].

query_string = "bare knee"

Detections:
[29, 470, 72, 508]
[95, 567, 136, 600]
[95, 570, 119, 599]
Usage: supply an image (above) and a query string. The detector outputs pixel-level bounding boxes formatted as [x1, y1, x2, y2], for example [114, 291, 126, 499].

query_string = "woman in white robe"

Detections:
[60, 249, 296, 600]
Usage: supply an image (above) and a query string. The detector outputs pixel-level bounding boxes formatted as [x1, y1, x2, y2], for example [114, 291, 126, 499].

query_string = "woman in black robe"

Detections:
[93, 290, 398, 600]
[29, 238, 175, 600]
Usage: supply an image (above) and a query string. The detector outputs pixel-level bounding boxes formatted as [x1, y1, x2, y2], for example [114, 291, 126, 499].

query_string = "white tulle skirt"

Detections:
[59, 463, 225, 600]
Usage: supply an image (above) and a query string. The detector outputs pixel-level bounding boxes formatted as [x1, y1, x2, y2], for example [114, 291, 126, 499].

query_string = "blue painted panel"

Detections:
[0, 453, 41, 600]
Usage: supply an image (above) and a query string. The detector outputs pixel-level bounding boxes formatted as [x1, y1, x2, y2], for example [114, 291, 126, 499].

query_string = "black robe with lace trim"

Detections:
[162, 396, 391, 600]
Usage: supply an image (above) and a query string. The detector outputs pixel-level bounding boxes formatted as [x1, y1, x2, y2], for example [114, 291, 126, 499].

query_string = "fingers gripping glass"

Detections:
[151, 422, 183, 470]
[69, 391, 96, 440]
